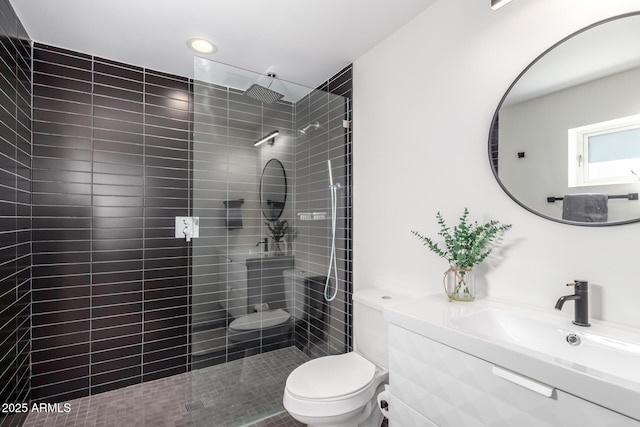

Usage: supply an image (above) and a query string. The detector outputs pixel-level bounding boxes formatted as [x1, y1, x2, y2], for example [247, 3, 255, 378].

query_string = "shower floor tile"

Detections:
[23, 346, 308, 427]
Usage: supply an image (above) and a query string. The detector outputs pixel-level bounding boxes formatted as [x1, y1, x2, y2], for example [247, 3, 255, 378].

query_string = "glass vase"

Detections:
[443, 267, 475, 302]
[270, 239, 285, 256]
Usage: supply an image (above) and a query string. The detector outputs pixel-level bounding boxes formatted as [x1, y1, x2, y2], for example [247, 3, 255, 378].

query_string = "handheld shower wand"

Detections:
[325, 160, 341, 302]
[328, 160, 334, 186]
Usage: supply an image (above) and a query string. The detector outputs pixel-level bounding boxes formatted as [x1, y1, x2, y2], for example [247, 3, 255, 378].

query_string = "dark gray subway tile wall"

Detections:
[0, 0, 32, 425]
[31, 44, 191, 402]
[294, 65, 353, 356]
[330, 65, 353, 354]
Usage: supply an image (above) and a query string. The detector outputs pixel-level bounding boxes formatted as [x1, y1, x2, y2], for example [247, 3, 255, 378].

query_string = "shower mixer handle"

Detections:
[183, 220, 192, 242]
[175, 216, 199, 242]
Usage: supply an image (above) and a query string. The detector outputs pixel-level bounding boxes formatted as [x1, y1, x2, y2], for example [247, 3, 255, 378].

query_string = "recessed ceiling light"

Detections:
[188, 38, 217, 54]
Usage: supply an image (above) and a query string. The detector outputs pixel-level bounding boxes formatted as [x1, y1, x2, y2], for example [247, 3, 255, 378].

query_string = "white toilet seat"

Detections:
[229, 308, 290, 331]
[283, 352, 388, 421]
[286, 352, 376, 400]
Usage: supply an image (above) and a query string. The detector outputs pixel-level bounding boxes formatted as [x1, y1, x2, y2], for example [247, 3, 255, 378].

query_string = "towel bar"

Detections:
[547, 193, 638, 203]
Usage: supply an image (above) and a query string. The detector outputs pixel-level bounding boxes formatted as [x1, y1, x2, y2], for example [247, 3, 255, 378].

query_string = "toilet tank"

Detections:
[221, 255, 248, 319]
[353, 289, 403, 370]
[283, 269, 308, 321]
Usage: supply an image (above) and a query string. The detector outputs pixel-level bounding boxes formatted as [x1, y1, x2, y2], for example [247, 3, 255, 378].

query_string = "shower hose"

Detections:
[325, 160, 340, 302]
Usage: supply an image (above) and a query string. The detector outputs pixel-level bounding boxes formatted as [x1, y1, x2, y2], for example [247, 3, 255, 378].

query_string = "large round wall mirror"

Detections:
[260, 158, 287, 220]
[489, 12, 640, 226]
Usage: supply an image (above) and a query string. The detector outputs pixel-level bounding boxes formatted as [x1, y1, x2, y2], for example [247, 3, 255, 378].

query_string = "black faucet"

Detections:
[555, 280, 590, 327]
[256, 237, 268, 253]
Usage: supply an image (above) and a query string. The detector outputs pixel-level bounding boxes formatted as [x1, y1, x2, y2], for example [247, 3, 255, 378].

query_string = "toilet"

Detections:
[227, 308, 292, 346]
[283, 289, 401, 427]
[227, 269, 310, 348]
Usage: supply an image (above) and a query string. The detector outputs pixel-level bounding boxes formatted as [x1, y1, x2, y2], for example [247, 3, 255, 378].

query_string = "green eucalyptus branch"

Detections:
[266, 219, 289, 242]
[411, 208, 511, 269]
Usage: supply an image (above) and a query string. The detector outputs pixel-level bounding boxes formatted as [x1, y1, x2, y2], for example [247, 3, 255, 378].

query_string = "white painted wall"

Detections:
[353, 0, 640, 328]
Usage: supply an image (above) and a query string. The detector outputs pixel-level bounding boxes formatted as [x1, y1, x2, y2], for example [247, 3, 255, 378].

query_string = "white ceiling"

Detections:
[9, 0, 438, 89]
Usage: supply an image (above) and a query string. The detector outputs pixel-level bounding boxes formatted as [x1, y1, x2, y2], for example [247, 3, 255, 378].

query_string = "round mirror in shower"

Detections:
[260, 158, 287, 220]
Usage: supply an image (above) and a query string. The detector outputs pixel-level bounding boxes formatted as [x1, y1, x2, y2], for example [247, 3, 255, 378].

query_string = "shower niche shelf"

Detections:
[298, 212, 327, 221]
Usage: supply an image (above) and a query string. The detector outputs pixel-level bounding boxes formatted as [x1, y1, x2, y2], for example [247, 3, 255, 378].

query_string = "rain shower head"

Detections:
[298, 121, 321, 135]
[244, 72, 284, 104]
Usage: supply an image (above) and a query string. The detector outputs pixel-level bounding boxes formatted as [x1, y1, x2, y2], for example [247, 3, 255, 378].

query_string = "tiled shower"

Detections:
[0, 0, 353, 425]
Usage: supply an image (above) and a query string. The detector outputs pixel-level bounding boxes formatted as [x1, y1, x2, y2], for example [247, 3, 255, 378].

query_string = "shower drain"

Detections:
[185, 400, 205, 412]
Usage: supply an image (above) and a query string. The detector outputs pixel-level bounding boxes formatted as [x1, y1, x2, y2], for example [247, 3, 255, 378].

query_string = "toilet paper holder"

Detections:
[377, 384, 390, 419]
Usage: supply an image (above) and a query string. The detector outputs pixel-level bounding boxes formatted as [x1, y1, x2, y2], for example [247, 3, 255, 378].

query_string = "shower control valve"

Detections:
[175, 216, 200, 242]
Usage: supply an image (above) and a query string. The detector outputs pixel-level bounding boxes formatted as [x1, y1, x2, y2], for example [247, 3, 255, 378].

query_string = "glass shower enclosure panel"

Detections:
[188, 57, 351, 425]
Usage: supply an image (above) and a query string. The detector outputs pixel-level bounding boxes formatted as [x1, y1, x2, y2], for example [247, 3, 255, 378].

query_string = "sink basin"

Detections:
[452, 308, 640, 384]
[383, 294, 640, 421]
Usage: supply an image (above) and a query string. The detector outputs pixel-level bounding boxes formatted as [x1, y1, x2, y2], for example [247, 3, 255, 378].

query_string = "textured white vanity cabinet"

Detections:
[388, 324, 638, 427]
[387, 394, 437, 427]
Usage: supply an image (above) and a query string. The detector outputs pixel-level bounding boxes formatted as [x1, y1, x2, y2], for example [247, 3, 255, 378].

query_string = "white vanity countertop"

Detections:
[383, 295, 640, 421]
